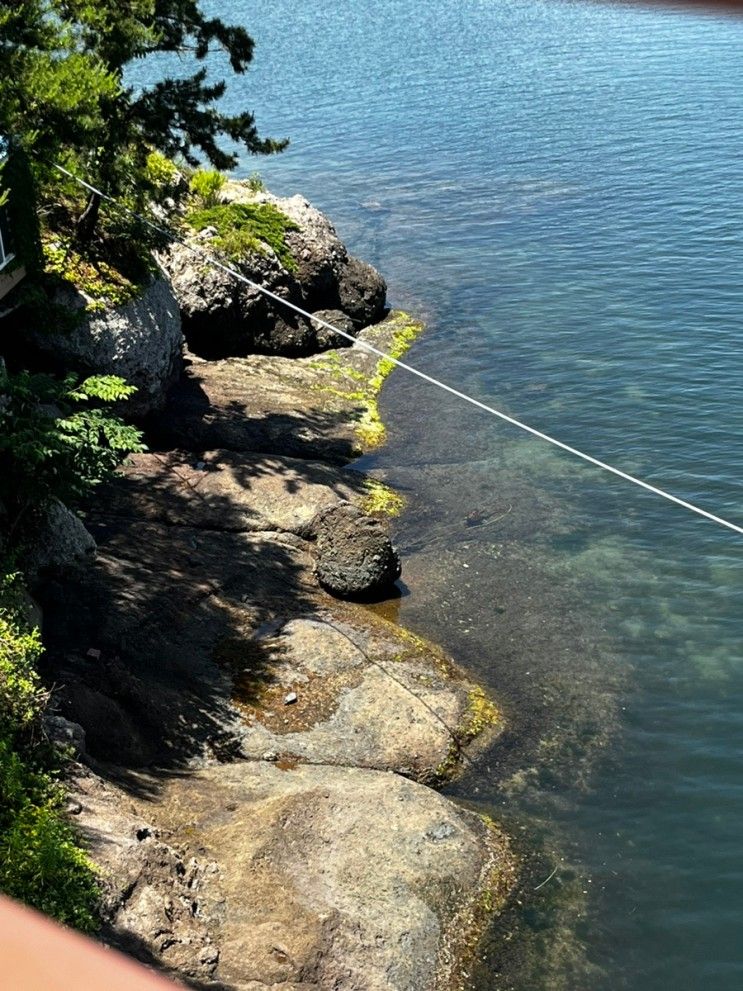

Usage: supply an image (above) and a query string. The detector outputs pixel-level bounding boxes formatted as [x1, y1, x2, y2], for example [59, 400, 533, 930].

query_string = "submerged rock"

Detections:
[312, 501, 401, 598]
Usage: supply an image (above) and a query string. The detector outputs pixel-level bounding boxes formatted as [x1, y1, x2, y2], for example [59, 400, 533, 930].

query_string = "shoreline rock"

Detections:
[34, 189, 517, 988]
[161, 182, 387, 359]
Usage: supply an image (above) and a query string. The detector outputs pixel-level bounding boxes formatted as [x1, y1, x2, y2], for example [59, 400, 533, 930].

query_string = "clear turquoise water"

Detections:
[154, 1, 743, 986]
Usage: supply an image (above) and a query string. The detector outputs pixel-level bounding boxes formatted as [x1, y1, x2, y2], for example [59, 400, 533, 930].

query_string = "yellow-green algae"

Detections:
[433, 687, 502, 785]
[359, 478, 406, 517]
[310, 311, 425, 450]
[355, 312, 424, 447]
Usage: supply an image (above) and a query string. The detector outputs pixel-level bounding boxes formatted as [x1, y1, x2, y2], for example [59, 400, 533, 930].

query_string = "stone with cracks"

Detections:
[24, 277, 183, 417]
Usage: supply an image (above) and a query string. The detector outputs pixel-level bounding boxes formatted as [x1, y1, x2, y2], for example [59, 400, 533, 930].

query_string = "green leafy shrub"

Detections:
[0, 778, 99, 930]
[0, 579, 45, 733]
[188, 201, 298, 270]
[0, 576, 98, 930]
[189, 168, 226, 208]
[0, 369, 146, 537]
[145, 150, 181, 195]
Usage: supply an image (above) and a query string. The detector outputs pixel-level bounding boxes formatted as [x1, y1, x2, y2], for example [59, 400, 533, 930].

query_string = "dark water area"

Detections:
[137, 1, 743, 987]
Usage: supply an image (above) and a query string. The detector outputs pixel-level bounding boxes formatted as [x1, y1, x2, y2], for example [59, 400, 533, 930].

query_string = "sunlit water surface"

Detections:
[141, 1, 743, 987]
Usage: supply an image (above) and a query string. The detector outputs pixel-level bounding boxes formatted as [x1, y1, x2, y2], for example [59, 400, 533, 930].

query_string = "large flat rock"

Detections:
[152, 311, 423, 463]
[104, 449, 366, 537]
[41, 516, 500, 782]
[130, 761, 517, 991]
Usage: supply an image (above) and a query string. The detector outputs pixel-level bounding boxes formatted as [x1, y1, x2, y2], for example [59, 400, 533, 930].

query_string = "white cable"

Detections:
[53, 162, 743, 537]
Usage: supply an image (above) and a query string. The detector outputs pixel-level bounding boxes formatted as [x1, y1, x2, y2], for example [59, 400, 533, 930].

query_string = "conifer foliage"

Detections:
[0, 0, 285, 243]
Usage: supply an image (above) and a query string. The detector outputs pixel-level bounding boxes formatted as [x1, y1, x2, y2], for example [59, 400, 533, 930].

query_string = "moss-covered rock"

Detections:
[160, 182, 387, 359]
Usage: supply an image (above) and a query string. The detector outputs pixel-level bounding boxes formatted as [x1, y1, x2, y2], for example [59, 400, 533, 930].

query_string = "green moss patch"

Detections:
[187, 201, 299, 271]
[310, 311, 425, 451]
[42, 235, 145, 313]
[359, 478, 406, 517]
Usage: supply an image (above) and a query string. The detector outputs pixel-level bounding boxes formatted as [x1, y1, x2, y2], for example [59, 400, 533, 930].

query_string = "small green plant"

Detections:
[189, 168, 226, 208]
[244, 171, 265, 192]
[0, 576, 99, 929]
[187, 201, 299, 270]
[0, 369, 146, 537]
[144, 150, 181, 194]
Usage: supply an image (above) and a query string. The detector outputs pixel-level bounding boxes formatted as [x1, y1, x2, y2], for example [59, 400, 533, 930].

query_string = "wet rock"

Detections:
[22, 499, 96, 583]
[236, 614, 501, 782]
[25, 277, 183, 417]
[312, 502, 401, 598]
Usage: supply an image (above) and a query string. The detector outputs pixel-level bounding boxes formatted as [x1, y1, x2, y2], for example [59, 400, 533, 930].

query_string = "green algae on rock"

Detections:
[309, 309, 425, 449]
[359, 477, 406, 517]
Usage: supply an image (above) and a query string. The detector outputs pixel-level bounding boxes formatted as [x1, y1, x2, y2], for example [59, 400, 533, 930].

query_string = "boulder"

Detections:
[310, 307, 357, 349]
[161, 185, 386, 359]
[312, 501, 401, 598]
[85, 761, 516, 991]
[22, 499, 96, 583]
[44, 714, 86, 757]
[26, 277, 183, 417]
[162, 232, 316, 359]
[337, 254, 388, 326]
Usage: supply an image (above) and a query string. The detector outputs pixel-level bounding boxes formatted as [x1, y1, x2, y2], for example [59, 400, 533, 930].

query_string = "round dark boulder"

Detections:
[312, 502, 401, 598]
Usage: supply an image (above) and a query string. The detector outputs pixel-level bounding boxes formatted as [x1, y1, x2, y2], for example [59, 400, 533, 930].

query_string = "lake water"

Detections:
[176, 1, 743, 987]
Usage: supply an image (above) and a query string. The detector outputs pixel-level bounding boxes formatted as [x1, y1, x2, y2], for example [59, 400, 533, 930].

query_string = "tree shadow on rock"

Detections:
[36, 508, 321, 799]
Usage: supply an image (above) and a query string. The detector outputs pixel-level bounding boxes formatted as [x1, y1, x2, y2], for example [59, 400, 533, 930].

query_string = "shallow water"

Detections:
[146, 1, 742, 986]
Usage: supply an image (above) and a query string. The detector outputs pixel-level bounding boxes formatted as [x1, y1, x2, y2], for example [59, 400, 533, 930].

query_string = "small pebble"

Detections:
[284, 692, 298, 705]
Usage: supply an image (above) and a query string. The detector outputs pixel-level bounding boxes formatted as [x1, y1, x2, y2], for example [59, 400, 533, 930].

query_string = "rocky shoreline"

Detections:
[30, 186, 519, 989]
